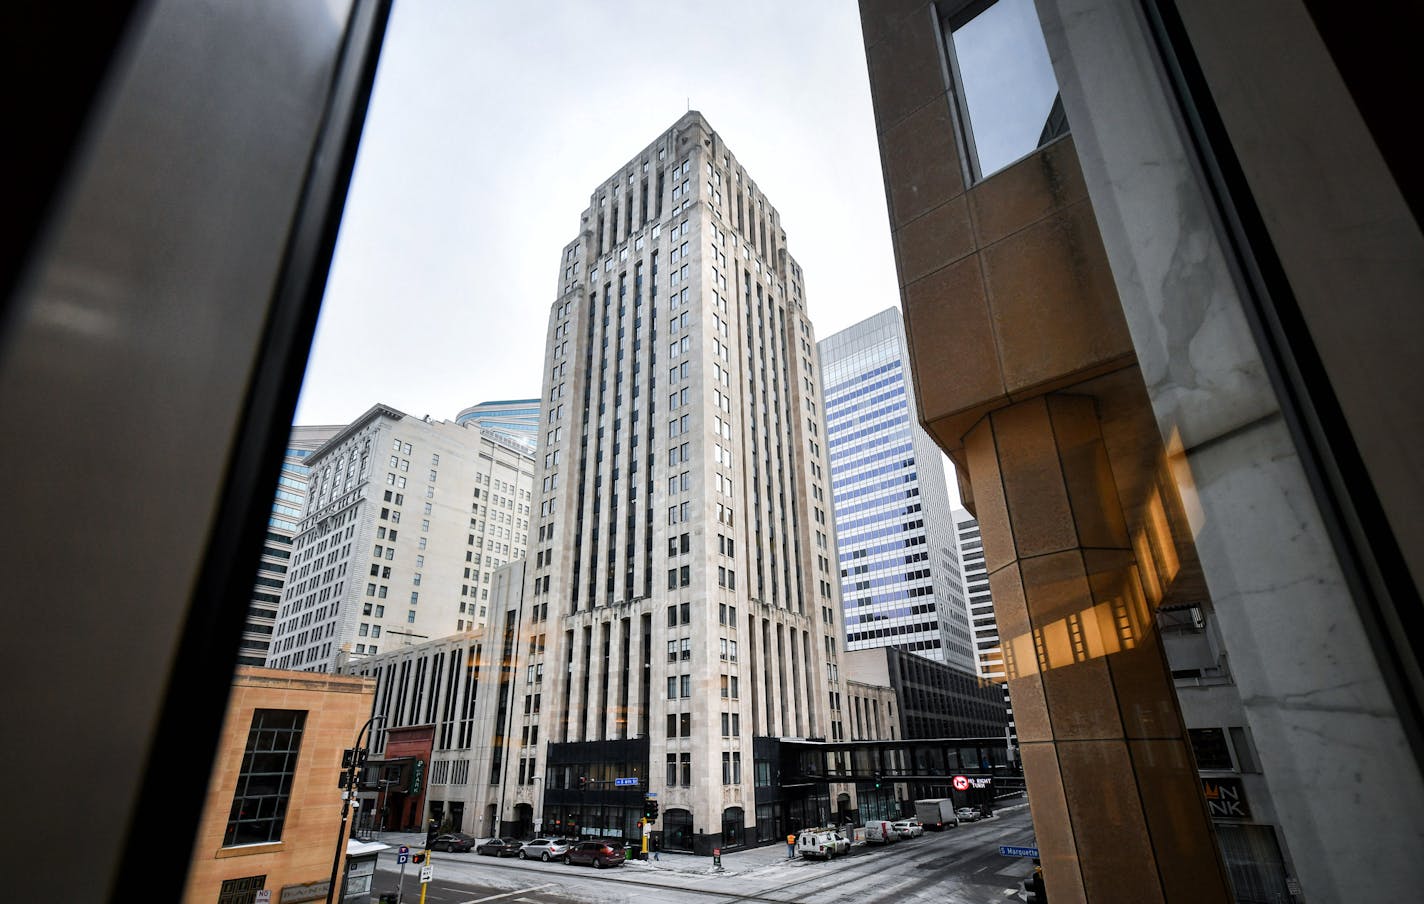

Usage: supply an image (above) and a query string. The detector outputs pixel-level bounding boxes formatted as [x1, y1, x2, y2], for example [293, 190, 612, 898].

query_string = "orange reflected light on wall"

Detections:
[1164, 427, 1205, 538]
[1001, 564, 1156, 680]
[1146, 489, 1181, 586]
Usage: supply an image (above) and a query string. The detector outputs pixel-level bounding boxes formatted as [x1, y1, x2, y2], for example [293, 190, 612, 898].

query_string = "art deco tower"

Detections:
[522, 112, 849, 851]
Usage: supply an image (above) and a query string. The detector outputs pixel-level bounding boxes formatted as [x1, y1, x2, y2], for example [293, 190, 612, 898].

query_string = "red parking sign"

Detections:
[952, 775, 970, 791]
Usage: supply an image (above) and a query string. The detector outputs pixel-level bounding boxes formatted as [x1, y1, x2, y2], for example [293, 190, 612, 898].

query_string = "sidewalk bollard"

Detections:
[713, 847, 723, 872]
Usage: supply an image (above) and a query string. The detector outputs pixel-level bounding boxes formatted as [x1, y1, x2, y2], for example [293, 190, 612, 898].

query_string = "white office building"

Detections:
[265, 403, 534, 672]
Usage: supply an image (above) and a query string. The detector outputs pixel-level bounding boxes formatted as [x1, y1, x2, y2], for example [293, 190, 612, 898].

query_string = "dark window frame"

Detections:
[223, 709, 307, 847]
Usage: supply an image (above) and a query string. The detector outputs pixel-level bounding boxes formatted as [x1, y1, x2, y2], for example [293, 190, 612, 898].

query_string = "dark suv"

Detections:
[564, 840, 625, 868]
[430, 833, 476, 853]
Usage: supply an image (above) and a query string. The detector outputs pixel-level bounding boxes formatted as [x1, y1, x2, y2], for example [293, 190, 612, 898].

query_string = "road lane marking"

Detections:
[458, 884, 556, 904]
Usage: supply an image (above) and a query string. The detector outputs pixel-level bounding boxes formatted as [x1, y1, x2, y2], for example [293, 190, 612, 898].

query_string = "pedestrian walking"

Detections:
[786, 832, 796, 859]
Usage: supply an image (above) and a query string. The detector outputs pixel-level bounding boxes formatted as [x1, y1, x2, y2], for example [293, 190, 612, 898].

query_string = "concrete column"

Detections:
[965, 394, 1229, 903]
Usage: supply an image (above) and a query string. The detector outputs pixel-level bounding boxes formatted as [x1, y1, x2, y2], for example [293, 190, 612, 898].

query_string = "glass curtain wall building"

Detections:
[819, 308, 975, 671]
[239, 424, 342, 667]
[455, 398, 541, 451]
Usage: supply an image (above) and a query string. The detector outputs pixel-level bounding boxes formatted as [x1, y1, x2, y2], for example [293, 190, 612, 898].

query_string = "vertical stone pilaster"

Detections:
[966, 395, 1229, 904]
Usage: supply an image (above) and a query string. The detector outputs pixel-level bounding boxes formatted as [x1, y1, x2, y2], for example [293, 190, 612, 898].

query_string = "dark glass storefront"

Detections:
[542, 738, 649, 842]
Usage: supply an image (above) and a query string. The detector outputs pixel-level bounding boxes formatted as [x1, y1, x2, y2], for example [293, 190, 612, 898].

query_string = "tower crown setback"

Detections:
[518, 112, 850, 848]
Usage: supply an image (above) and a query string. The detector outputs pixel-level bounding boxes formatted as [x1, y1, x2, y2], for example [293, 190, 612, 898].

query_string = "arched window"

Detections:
[663, 808, 694, 851]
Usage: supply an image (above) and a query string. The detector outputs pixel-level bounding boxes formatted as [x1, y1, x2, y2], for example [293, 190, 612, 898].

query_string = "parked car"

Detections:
[429, 833, 476, 853]
[891, 818, 924, 838]
[518, 837, 573, 861]
[797, 829, 851, 859]
[956, 807, 981, 823]
[475, 837, 522, 857]
[864, 820, 900, 844]
[564, 840, 625, 868]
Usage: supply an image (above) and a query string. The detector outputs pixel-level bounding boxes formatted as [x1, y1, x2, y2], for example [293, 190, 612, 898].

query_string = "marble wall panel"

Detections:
[1047, 394, 1131, 551]
[1019, 742, 1089, 904]
[857, 0, 925, 49]
[903, 256, 1002, 423]
[992, 401, 1078, 557]
[1128, 738, 1231, 903]
[881, 98, 964, 228]
[894, 194, 975, 285]
[864, 3, 946, 133]
[968, 135, 1089, 247]
[1057, 740, 1164, 904]
[981, 200, 1133, 396]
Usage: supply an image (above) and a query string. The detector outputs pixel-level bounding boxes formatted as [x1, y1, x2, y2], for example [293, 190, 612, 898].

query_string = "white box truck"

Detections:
[914, 798, 960, 830]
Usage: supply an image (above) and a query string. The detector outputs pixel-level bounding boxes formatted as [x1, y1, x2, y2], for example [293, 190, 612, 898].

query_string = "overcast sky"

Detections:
[296, 0, 963, 505]
[295, 0, 902, 423]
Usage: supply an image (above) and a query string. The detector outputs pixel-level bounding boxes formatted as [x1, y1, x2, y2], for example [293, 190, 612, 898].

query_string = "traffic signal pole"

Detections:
[327, 714, 385, 904]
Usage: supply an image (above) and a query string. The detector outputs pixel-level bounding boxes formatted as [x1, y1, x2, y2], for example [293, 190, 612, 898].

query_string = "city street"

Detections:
[368, 806, 1037, 904]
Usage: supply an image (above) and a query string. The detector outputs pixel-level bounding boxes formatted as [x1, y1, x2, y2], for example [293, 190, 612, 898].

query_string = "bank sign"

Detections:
[1202, 777, 1250, 818]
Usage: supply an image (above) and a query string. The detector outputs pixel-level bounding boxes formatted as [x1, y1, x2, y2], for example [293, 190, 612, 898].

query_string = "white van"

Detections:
[864, 820, 899, 844]
[796, 829, 850, 860]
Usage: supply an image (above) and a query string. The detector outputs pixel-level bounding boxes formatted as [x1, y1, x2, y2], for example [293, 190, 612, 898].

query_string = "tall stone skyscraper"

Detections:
[819, 307, 976, 671]
[522, 112, 849, 852]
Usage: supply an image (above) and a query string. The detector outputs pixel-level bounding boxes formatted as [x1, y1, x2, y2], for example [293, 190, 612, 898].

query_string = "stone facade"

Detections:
[266, 403, 535, 672]
[526, 111, 851, 854]
[182, 667, 375, 904]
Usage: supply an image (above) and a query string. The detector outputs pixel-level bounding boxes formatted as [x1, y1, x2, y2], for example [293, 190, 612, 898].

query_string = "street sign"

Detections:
[419, 864, 433, 884]
[255, 892, 271, 904]
[397, 853, 408, 864]
[952, 775, 970, 791]
[645, 792, 657, 797]
[1000, 845, 1039, 858]
[399, 845, 409, 854]
[615, 777, 639, 787]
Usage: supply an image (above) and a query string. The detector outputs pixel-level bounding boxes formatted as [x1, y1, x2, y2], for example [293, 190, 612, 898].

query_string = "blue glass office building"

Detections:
[455, 398, 540, 451]
[819, 308, 976, 670]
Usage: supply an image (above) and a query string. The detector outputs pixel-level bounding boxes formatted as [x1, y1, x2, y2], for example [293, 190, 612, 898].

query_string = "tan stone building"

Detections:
[265, 403, 536, 673]
[183, 667, 376, 904]
[858, 0, 1424, 902]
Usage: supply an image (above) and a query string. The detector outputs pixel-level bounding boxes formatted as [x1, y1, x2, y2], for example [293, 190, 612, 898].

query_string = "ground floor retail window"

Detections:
[541, 804, 641, 841]
[663, 808, 694, 850]
[756, 802, 781, 843]
[721, 806, 745, 847]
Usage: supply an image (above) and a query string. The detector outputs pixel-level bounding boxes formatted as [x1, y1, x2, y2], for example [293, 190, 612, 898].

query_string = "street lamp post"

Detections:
[326, 714, 386, 904]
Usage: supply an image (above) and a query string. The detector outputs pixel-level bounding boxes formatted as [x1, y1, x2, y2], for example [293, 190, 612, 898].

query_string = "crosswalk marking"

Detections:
[458, 884, 556, 904]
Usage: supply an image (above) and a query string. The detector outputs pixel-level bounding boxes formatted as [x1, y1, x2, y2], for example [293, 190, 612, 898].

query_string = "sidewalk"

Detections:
[363, 831, 821, 878]
[363, 808, 1032, 879]
[626, 840, 816, 877]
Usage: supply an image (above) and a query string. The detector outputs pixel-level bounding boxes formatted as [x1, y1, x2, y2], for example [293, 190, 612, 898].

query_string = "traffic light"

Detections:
[644, 797, 659, 822]
[873, 771, 882, 790]
[411, 852, 426, 864]
[341, 747, 368, 769]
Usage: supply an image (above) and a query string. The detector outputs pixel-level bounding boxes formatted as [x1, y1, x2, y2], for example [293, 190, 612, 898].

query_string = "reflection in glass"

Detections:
[950, 0, 1068, 179]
